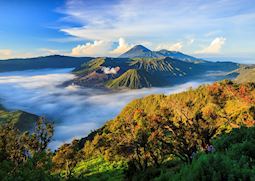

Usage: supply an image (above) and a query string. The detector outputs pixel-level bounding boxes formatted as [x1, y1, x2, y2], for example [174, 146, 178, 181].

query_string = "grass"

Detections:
[73, 157, 126, 181]
[235, 66, 255, 83]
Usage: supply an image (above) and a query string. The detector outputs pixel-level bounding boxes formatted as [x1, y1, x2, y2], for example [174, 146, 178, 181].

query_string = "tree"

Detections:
[21, 117, 54, 156]
[52, 140, 81, 179]
[0, 117, 55, 180]
[107, 109, 169, 171]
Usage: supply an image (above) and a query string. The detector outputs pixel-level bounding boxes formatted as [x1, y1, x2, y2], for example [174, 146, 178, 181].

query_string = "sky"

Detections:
[0, 0, 254, 62]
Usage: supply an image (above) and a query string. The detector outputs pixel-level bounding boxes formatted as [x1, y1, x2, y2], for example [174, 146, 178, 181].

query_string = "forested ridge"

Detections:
[1, 80, 255, 180]
[0, 105, 39, 131]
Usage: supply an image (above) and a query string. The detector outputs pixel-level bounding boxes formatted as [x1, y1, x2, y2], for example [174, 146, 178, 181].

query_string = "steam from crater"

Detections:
[101, 66, 120, 74]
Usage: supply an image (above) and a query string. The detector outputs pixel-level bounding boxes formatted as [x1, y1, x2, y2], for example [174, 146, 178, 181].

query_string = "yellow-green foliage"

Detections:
[83, 81, 255, 167]
[51, 81, 255, 180]
[74, 157, 126, 181]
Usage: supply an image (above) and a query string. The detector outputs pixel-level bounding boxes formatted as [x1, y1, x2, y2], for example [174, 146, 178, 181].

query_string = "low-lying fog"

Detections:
[0, 68, 217, 150]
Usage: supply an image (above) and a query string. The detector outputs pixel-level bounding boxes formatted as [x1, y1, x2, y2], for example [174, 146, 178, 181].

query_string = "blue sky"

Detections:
[0, 0, 254, 62]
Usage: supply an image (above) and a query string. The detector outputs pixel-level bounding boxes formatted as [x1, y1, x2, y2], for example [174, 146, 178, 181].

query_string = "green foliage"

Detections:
[0, 118, 56, 180]
[152, 126, 255, 181]
[73, 157, 126, 181]
[168, 153, 254, 181]
[73, 81, 255, 179]
[52, 140, 82, 179]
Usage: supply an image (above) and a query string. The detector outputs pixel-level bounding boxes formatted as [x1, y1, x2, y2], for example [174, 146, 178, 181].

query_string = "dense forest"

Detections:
[1, 80, 255, 180]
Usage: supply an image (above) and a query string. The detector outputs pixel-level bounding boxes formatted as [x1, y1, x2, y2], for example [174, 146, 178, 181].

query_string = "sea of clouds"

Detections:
[0, 68, 213, 150]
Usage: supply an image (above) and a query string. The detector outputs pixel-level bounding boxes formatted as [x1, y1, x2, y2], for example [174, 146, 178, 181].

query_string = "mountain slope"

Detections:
[106, 69, 152, 89]
[0, 104, 39, 131]
[71, 57, 197, 89]
[56, 81, 255, 180]
[70, 55, 239, 89]
[119, 45, 161, 58]
[0, 55, 92, 72]
[157, 49, 202, 62]
[235, 66, 255, 83]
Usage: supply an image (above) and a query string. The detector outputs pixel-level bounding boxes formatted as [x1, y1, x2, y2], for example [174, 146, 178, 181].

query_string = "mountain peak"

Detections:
[131, 45, 151, 52]
[119, 45, 201, 62]
[119, 45, 159, 58]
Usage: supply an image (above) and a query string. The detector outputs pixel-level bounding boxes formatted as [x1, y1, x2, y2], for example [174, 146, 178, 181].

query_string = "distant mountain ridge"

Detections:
[0, 55, 93, 72]
[119, 45, 201, 62]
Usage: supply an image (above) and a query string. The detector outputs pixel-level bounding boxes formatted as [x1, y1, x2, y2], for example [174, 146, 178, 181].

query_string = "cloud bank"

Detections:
[109, 38, 133, 55]
[70, 37, 132, 57]
[195, 37, 226, 54]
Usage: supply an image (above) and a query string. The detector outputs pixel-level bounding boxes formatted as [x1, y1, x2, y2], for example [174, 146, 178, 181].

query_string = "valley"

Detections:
[0, 45, 246, 150]
[0, 68, 215, 149]
[1, 1, 254, 180]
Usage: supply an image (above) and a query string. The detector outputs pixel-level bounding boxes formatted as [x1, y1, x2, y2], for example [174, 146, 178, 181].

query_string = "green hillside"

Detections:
[0, 104, 39, 131]
[54, 80, 255, 180]
[106, 58, 189, 89]
[74, 57, 106, 75]
[129, 58, 185, 74]
[72, 57, 192, 89]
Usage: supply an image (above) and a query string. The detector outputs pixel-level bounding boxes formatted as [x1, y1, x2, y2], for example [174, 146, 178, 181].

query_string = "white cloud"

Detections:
[59, 0, 206, 41]
[169, 42, 183, 51]
[195, 37, 226, 54]
[70, 38, 133, 57]
[0, 49, 13, 59]
[109, 38, 132, 55]
[39, 48, 64, 55]
[156, 42, 183, 51]
[60, 0, 253, 42]
[71, 40, 111, 56]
